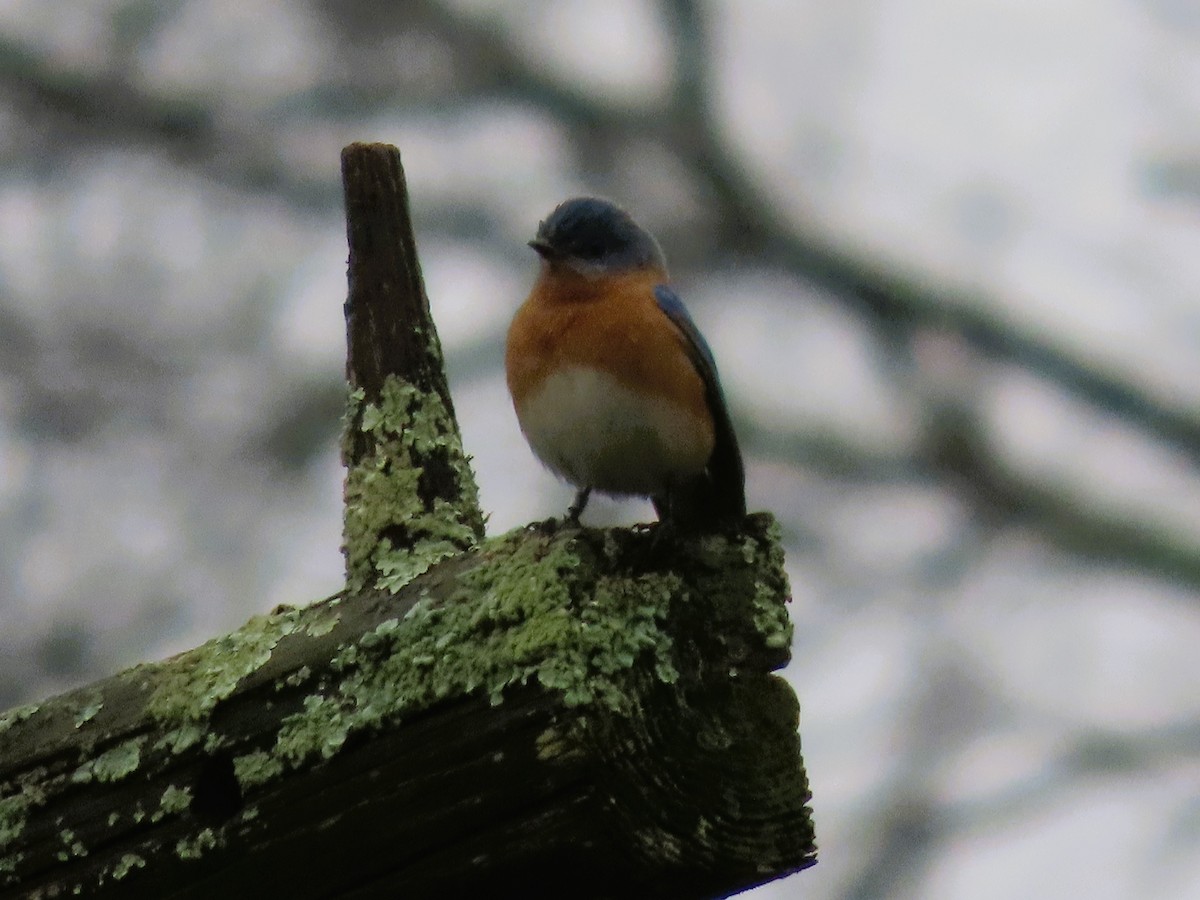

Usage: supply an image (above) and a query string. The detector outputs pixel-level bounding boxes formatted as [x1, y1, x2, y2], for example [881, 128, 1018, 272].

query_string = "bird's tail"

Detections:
[655, 410, 745, 531]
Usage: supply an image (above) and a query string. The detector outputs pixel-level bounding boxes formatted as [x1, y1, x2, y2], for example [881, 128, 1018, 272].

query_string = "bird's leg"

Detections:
[649, 493, 677, 551]
[651, 493, 671, 525]
[565, 486, 592, 526]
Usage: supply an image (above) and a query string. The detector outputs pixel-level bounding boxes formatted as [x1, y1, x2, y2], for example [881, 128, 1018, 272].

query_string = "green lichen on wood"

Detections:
[282, 665, 313, 689]
[233, 750, 285, 791]
[129, 604, 350, 788]
[71, 737, 144, 785]
[174, 828, 218, 861]
[0, 704, 38, 740]
[55, 828, 87, 862]
[305, 607, 341, 638]
[271, 525, 683, 772]
[136, 607, 333, 734]
[0, 797, 26, 851]
[72, 694, 103, 729]
[0, 508, 796, 890]
[216, 517, 794, 790]
[157, 785, 191, 818]
[341, 377, 483, 595]
[0, 783, 44, 855]
[688, 523, 793, 653]
[154, 723, 204, 756]
[745, 520, 794, 650]
[145, 609, 305, 726]
[110, 853, 145, 881]
[0, 708, 48, 865]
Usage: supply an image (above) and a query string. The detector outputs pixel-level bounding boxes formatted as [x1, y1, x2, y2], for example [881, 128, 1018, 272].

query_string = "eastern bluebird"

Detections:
[505, 197, 745, 530]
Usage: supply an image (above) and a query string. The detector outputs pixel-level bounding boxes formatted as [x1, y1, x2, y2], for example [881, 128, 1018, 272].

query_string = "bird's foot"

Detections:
[563, 486, 592, 528]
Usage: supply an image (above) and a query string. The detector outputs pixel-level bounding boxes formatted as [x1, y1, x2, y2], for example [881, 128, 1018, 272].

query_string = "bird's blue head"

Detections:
[529, 197, 665, 275]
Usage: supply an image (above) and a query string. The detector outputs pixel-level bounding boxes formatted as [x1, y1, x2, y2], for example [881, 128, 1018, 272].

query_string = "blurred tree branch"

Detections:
[405, 0, 1200, 466]
[1, 1, 1197, 588]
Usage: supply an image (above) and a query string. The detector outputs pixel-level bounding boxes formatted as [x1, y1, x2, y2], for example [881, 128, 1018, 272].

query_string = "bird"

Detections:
[505, 197, 745, 531]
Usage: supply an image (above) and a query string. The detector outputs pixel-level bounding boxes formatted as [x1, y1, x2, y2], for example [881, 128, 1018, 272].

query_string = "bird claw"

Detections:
[564, 486, 592, 527]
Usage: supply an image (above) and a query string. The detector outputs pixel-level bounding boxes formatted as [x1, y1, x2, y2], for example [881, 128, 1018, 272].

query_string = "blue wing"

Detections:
[654, 285, 719, 382]
[654, 284, 746, 526]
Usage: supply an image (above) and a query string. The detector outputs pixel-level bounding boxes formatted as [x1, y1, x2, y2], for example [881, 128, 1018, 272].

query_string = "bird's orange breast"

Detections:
[506, 267, 710, 422]
[505, 266, 716, 495]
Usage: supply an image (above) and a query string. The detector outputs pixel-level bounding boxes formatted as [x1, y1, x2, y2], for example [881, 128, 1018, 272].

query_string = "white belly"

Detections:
[516, 367, 711, 496]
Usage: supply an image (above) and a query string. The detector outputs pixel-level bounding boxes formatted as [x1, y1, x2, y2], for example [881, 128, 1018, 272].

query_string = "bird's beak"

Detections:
[528, 238, 555, 258]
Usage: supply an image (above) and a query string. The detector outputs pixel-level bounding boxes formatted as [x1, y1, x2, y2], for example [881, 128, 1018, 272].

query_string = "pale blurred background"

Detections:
[1, 1, 1199, 897]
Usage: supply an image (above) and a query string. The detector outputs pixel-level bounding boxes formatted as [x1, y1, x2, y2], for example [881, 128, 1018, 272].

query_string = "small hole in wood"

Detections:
[190, 752, 243, 824]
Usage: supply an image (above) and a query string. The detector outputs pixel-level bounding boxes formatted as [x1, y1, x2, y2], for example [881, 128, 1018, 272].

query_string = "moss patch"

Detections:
[272, 526, 682, 771]
[0, 704, 38, 740]
[158, 785, 191, 817]
[0, 783, 44, 855]
[73, 694, 104, 729]
[71, 738, 145, 785]
[174, 828, 219, 861]
[745, 520, 794, 650]
[110, 853, 145, 881]
[233, 750, 285, 791]
[341, 377, 483, 595]
[145, 609, 305, 726]
[0, 508, 793, 890]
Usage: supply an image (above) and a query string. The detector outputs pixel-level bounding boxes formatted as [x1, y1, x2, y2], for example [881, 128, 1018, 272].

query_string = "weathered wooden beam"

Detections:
[0, 144, 816, 899]
[0, 516, 811, 898]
